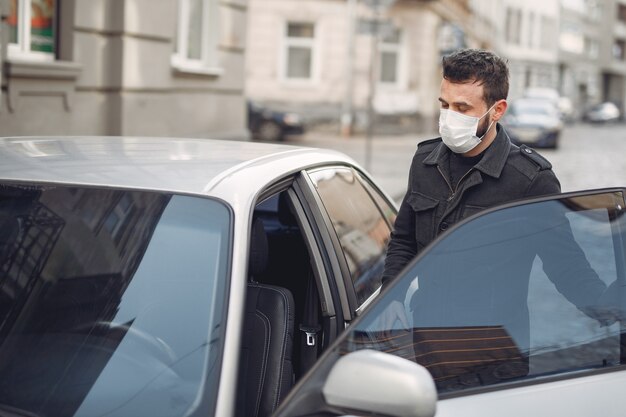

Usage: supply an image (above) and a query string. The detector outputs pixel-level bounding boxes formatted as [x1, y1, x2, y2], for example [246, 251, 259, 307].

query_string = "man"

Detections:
[382, 49, 561, 283]
[378, 49, 617, 386]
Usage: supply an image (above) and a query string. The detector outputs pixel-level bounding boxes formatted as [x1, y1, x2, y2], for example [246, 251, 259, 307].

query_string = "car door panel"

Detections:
[275, 188, 626, 417]
[437, 369, 626, 417]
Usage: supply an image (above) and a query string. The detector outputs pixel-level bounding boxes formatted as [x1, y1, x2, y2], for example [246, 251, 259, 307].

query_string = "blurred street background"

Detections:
[292, 121, 626, 203]
[0, 0, 625, 198]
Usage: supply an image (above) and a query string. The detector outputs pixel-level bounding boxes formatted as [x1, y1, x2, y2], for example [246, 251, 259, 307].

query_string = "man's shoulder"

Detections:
[416, 137, 441, 154]
[507, 144, 553, 177]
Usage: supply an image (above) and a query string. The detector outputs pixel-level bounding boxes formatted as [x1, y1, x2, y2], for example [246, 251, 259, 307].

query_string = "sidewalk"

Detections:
[290, 131, 438, 203]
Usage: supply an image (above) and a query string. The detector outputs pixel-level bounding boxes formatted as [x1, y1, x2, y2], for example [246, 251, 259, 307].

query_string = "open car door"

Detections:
[275, 188, 626, 417]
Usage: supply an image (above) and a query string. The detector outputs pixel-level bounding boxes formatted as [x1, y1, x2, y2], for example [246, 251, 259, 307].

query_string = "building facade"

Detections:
[558, 0, 603, 112]
[245, 0, 496, 133]
[496, 0, 560, 100]
[599, 0, 626, 113]
[0, 0, 248, 139]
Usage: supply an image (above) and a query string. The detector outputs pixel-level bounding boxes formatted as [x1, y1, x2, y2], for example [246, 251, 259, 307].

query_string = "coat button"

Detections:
[524, 148, 533, 154]
[440, 222, 449, 231]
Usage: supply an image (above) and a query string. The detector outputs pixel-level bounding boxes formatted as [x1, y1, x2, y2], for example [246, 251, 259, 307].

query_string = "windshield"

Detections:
[0, 184, 231, 417]
[310, 191, 626, 398]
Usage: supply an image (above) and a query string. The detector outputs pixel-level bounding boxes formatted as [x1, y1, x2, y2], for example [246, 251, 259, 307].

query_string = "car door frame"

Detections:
[294, 164, 399, 324]
[254, 174, 344, 337]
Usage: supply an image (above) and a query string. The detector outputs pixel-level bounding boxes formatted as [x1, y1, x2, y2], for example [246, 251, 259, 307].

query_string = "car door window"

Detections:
[308, 168, 392, 306]
[285, 190, 626, 404]
[359, 175, 397, 228]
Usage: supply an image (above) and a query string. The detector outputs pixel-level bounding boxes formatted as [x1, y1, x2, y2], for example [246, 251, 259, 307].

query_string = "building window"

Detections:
[540, 16, 556, 50]
[527, 12, 535, 47]
[7, 0, 56, 61]
[613, 39, 626, 61]
[379, 28, 402, 86]
[586, 38, 599, 59]
[505, 7, 522, 45]
[283, 22, 316, 81]
[619, 3, 626, 23]
[560, 21, 584, 54]
[171, 0, 221, 75]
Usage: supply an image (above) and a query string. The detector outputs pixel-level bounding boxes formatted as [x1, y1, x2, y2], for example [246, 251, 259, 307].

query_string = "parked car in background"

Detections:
[523, 87, 575, 122]
[502, 98, 563, 149]
[248, 101, 305, 141]
[583, 102, 621, 123]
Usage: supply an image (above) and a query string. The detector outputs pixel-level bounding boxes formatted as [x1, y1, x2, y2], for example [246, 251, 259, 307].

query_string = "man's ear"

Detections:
[492, 100, 508, 122]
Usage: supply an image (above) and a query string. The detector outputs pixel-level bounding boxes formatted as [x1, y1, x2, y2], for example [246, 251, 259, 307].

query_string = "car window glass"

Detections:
[308, 168, 391, 305]
[330, 191, 626, 395]
[0, 185, 231, 417]
[358, 174, 397, 228]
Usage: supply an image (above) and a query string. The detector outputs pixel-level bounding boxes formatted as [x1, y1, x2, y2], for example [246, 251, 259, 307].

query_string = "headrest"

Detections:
[248, 217, 268, 278]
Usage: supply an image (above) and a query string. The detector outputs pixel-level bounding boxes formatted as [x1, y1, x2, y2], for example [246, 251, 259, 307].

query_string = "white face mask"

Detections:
[438, 103, 497, 153]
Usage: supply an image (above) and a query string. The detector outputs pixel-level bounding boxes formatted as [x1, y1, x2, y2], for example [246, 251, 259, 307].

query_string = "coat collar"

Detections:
[422, 124, 511, 179]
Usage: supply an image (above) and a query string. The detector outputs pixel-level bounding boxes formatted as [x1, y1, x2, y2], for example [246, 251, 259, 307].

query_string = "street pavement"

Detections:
[290, 122, 626, 203]
[533, 122, 626, 193]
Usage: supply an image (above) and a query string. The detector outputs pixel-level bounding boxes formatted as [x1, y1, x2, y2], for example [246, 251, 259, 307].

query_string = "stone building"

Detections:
[0, 0, 248, 139]
[245, 0, 497, 134]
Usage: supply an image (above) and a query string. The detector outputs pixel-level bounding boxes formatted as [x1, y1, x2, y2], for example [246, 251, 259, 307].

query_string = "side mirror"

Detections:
[322, 349, 437, 417]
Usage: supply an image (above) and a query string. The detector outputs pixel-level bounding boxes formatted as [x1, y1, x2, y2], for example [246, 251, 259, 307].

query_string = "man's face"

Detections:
[439, 78, 491, 136]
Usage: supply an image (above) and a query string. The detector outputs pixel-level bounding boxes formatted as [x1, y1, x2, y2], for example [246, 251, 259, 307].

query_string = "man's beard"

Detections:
[476, 114, 491, 138]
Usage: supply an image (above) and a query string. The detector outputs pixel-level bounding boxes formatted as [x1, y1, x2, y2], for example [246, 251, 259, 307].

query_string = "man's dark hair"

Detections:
[442, 49, 509, 106]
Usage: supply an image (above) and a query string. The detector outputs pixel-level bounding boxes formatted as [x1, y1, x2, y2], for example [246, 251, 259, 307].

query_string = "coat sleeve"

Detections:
[382, 163, 419, 286]
[527, 170, 607, 315]
[535, 205, 607, 313]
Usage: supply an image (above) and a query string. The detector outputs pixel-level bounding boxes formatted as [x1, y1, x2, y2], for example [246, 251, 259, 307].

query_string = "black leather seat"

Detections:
[237, 217, 295, 417]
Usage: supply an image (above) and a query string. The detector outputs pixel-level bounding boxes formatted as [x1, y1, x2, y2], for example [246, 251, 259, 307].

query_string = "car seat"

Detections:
[236, 217, 295, 417]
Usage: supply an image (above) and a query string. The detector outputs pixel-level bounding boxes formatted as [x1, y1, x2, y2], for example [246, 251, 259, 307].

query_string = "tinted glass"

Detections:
[359, 176, 397, 229]
[333, 191, 626, 394]
[287, 22, 314, 38]
[309, 168, 391, 305]
[0, 184, 231, 417]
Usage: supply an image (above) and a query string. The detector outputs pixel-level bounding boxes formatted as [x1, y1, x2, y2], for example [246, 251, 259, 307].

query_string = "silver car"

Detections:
[584, 102, 621, 123]
[1, 136, 626, 417]
[0, 136, 399, 417]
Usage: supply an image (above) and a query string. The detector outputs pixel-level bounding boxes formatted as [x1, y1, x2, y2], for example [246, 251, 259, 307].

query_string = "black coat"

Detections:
[383, 124, 561, 282]
[381, 125, 609, 375]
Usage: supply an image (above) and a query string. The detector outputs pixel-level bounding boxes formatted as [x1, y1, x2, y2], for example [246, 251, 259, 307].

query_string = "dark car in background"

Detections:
[502, 98, 563, 149]
[247, 101, 305, 141]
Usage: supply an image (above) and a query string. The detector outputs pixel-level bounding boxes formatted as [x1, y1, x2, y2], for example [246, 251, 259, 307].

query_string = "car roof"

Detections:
[0, 136, 357, 200]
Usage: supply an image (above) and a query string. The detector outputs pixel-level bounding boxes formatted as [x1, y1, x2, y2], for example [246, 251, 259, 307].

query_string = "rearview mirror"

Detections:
[322, 349, 437, 417]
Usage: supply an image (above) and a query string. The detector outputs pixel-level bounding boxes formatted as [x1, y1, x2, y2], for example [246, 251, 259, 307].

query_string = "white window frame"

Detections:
[8, 0, 56, 62]
[377, 28, 406, 89]
[280, 21, 319, 85]
[171, 0, 222, 76]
